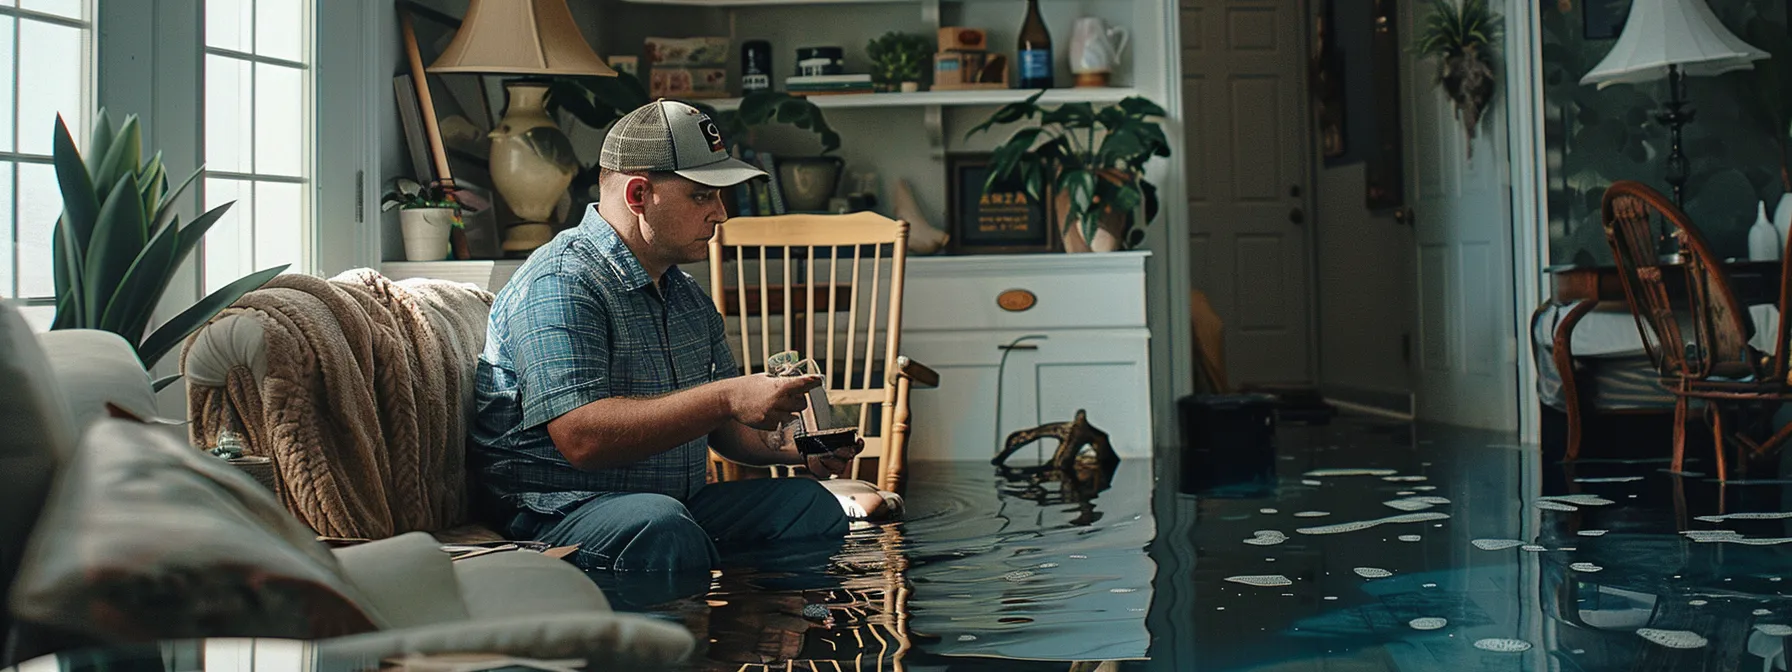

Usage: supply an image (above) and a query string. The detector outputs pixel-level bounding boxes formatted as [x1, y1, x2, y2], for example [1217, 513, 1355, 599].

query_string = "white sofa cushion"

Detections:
[38, 329, 155, 425]
[453, 551, 610, 620]
[332, 532, 471, 629]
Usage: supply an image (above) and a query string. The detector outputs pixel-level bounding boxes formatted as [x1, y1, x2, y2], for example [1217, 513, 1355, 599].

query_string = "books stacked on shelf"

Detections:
[728, 148, 790, 217]
[786, 74, 874, 96]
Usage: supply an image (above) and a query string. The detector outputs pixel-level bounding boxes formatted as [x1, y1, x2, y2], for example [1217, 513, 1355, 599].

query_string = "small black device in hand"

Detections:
[796, 426, 859, 455]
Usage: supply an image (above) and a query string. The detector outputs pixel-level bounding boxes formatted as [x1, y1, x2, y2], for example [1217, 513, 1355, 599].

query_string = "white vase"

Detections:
[1751, 200, 1781, 261]
[1773, 193, 1792, 248]
[400, 208, 457, 261]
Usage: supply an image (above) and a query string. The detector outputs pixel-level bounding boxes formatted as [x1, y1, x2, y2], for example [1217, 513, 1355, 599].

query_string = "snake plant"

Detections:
[50, 111, 288, 386]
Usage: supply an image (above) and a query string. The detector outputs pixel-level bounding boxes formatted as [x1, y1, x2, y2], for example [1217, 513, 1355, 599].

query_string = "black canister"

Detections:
[1178, 393, 1279, 496]
[741, 40, 771, 93]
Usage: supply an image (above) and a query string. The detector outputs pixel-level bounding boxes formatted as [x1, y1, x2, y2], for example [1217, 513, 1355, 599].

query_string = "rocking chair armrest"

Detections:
[890, 355, 939, 389]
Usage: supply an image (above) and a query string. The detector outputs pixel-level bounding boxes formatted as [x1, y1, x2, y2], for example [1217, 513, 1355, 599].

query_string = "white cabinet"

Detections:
[900, 252, 1152, 461]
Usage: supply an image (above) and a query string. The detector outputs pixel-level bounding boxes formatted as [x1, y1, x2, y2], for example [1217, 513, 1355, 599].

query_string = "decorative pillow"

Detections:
[9, 418, 384, 643]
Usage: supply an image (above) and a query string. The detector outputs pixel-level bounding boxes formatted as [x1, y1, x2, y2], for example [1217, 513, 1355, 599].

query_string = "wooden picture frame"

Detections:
[946, 154, 1059, 254]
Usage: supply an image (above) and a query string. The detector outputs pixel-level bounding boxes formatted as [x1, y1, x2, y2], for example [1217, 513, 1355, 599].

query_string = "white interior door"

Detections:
[1182, 0, 1315, 387]
[1403, 0, 1519, 430]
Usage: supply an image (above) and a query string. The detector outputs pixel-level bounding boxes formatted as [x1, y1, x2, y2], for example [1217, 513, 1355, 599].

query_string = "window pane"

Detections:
[253, 64, 302, 176]
[19, 0, 84, 20]
[203, 177, 254, 296]
[18, 18, 84, 156]
[205, 55, 253, 173]
[0, 162, 14, 298]
[253, 181, 301, 274]
[254, 0, 303, 62]
[205, 0, 253, 52]
[0, 16, 15, 154]
[17, 161, 59, 298]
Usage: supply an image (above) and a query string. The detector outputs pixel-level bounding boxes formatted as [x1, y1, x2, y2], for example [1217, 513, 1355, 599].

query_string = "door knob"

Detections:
[1288, 207, 1305, 225]
[1394, 207, 1414, 226]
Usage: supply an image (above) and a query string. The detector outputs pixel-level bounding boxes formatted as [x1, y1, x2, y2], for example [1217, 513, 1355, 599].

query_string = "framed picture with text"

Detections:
[946, 153, 1059, 254]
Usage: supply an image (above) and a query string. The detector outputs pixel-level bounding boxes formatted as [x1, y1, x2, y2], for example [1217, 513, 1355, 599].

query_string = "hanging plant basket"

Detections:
[1414, 0, 1503, 160]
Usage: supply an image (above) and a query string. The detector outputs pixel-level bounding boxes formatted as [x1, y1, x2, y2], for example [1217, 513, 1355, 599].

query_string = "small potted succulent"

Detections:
[967, 93, 1172, 252]
[866, 32, 932, 93]
[382, 178, 462, 261]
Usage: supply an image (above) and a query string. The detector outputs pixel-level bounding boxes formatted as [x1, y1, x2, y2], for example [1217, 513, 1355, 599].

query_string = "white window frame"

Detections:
[2, 2, 94, 303]
[199, 0, 316, 295]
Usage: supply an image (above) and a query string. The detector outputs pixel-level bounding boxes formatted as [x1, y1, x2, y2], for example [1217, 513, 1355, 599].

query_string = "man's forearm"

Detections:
[547, 379, 736, 470]
[710, 421, 803, 468]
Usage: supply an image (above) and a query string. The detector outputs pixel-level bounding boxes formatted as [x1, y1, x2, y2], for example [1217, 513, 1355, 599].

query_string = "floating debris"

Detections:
[1384, 498, 1437, 512]
[1636, 629, 1707, 649]
[1383, 475, 1429, 482]
[1004, 570, 1036, 581]
[1680, 530, 1792, 546]
[1521, 545, 1547, 552]
[1659, 469, 1707, 477]
[1294, 511, 1331, 518]
[1409, 617, 1447, 630]
[1399, 535, 1422, 542]
[1758, 625, 1792, 637]
[1353, 567, 1393, 578]
[1414, 485, 1438, 491]
[1474, 639, 1533, 653]
[1396, 491, 1417, 496]
[1225, 575, 1293, 587]
[1571, 563, 1604, 573]
[1414, 496, 1451, 505]
[1574, 476, 1645, 483]
[958, 635, 978, 642]
[1297, 512, 1451, 535]
[1689, 600, 1708, 606]
[1323, 596, 1339, 601]
[1037, 562, 1059, 568]
[1757, 609, 1774, 616]
[1304, 468, 1397, 478]
[1578, 530, 1609, 537]
[1473, 539, 1526, 551]
[1560, 547, 1578, 551]
[1109, 588, 1138, 593]
[1540, 494, 1616, 507]
[1260, 508, 1279, 515]
[1423, 583, 1438, 588]
[1301, 479, 1323, 486]
[1245, 530, 1289, 546]
[1695, 512, 1792, 523]
[1070, 555, 1087, 559]
[1536, 500, 1579, 512]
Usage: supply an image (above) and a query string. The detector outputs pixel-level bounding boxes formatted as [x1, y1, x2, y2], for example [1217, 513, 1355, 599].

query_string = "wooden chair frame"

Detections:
[706, 212, 938, 494]
[1600, 180, 1792, 480]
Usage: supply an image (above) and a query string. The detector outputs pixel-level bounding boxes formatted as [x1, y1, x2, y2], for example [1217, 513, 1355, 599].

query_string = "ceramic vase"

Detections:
[488, 82, 576, 255]
[1069, 17, 1129, 88]
[778, 157, 845, 212]
[400, 208, 458, 261]
[1752, 200, 1781, 261]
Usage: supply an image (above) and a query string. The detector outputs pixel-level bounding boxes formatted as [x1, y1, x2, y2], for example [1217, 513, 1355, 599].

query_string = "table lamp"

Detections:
[428, 0, 617, 255]
[1580, 0, 1766, 210]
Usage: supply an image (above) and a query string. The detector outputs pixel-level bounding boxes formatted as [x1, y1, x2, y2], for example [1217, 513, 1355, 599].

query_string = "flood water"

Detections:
[664, 413, 1792, 671]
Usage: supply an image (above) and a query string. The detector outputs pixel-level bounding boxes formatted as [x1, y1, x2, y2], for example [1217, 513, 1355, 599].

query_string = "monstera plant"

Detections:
[50, 111, 288, 389]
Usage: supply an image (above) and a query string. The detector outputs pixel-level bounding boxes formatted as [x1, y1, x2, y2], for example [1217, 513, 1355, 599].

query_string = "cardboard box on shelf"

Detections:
[934, 52, 1009, 89]
[650, 67, 728, 99]
[645, 36, 730, 66]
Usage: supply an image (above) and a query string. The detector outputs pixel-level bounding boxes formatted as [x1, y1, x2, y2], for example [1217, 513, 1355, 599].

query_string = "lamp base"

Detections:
[501, 223, 556, 255]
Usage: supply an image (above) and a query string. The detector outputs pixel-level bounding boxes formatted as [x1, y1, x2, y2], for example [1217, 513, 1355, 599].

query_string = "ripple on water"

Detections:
[1474, 639, 1533, 653]
[1398, 535, 1422, 542]
[1294, 511, 1331, 518]
[1260, 508, 1279, 515]
[1575, 476, 1645, 483]
[1578, 530, 1609, 537]
[1473, 539, 1525, 551]
[1383, 475, 1429, 482]
[1384, 498, 1436, 512]
[1536, 500, 1579, 512]
[1353, 567, 1393, 578]
[1521, 545, 1547, 552]
[1571, 563, 1604, 573]
[1637, 629, 1708, 649]
[1296, 512, 1450, 535]
[1409, 617, 1447, 630]
[1695, 511, 1792, 523]
[1541, 494, 1615, 506]
[1303, 468, 1397, 477]
[1225, 575, 1293, 587]
[1301, 479, 1323, 486]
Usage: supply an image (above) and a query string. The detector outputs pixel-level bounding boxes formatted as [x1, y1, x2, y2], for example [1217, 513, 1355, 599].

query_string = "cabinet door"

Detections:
[901, 330, 1153, 462]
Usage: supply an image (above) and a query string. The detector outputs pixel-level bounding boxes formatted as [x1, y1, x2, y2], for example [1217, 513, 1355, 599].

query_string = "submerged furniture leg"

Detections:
[1553, 300, 1599, 462]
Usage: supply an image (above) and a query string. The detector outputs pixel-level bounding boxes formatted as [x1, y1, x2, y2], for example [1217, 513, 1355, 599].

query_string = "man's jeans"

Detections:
[505, 477, 849, 573]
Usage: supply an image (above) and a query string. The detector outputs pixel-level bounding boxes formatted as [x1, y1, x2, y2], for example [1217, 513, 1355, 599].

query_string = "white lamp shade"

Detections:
[427, 0, 617, 77]
[1581, 0, 1767, 88]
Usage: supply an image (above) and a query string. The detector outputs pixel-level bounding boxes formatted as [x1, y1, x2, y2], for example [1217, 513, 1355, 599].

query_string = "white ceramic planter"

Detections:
[400, 208, 457, 261]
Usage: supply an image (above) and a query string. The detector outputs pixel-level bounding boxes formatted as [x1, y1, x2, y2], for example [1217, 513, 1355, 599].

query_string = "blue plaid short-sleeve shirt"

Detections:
[471, 208, 738, 515]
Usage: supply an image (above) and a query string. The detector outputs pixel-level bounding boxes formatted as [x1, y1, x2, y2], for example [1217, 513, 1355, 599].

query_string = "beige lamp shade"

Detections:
[1581, 0, 1766, 88]
[427, 0, 618, 77]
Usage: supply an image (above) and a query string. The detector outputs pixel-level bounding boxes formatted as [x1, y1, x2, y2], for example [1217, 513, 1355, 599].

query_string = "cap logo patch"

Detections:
[697, 116, 726, 153]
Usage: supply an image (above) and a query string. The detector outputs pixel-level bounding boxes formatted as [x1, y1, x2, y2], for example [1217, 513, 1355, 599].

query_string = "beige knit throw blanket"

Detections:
[184, 270, 494, 539]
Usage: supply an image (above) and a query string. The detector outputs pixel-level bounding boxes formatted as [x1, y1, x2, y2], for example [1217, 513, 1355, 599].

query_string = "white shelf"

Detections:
[701, 87, 1139, 111]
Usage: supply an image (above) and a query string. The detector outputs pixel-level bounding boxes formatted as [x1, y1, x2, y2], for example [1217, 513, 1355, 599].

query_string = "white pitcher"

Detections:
[1070, 17, 1129, 87]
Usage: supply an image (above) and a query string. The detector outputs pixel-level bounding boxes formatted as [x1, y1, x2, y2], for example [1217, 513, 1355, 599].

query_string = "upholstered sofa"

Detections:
[0, 301, 694, 666]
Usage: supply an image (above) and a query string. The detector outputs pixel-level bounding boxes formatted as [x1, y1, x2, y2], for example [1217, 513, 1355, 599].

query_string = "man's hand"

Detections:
[804, 436, 865, 479]
[725, 373, 822, 430]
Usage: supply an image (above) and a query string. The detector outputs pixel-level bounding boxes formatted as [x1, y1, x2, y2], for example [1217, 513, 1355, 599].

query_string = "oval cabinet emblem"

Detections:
[997, 289, 1037, 312]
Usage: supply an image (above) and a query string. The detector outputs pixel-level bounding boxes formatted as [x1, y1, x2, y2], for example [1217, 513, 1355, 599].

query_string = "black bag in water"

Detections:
[1178, 394, 1278, 496]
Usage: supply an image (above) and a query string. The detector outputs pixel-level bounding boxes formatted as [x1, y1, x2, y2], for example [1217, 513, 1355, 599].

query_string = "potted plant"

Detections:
[1413, 0, 1501, 159]
[867, 32, 932, 93]
[967, 93, 1172, 252]
[382, 178, 463, 261]
[49, 111, 288, 390]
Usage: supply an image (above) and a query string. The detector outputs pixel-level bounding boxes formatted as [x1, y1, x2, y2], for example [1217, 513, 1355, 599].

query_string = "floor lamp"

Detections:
[1580, 0, 1766, 257]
